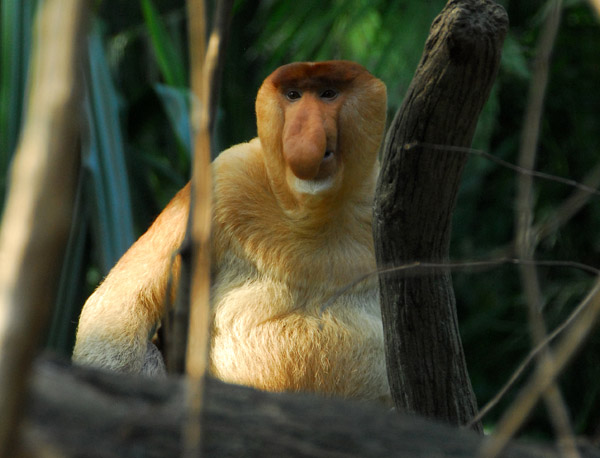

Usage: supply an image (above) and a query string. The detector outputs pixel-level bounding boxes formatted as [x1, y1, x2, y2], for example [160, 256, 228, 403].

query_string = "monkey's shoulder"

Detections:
[212, 138, 266, 191]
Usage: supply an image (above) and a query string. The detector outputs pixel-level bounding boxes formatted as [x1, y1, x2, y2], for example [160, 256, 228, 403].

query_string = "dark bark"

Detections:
[24, 356, 600, 458]
[373, 0, 508, 430]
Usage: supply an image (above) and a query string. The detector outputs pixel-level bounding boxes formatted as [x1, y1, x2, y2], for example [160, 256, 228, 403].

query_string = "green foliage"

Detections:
[154, 83, 192, 154]
[47, 179, 90, 353]
[252, 0, 446, 110]
[140, 0, 187, 87]
[82, 23, 136, 271]
[0, 0, 38, 204]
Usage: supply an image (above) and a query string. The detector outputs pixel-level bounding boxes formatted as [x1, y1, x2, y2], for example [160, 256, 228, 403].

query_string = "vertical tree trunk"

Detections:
[373, 0, 508, 430]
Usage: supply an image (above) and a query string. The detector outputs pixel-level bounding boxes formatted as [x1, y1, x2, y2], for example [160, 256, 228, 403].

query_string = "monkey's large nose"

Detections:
[286, 147, 337, 181]
[283, 125, 329, 180]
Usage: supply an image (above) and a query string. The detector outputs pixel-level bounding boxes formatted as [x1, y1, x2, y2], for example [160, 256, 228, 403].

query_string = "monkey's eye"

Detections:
[286, 90, 302, 101]
[320, 89, 338, 100]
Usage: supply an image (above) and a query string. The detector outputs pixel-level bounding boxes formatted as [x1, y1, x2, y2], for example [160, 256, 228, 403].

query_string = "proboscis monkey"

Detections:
[73, 61, 389, 401]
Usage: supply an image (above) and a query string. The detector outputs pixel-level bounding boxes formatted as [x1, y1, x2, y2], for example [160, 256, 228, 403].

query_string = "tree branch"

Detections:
[25, 356, 598, 458]
[373, 0, 508, 430]
[0, 0, 88, 455]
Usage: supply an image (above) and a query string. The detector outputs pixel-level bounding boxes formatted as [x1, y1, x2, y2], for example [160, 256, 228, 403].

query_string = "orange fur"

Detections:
[73, 61, 388, 401]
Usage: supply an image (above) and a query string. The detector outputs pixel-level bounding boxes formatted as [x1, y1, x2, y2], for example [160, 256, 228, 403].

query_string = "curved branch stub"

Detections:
[373, 0, 508, 430]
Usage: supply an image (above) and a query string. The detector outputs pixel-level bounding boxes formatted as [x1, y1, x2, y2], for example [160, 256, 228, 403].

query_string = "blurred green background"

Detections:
[1, 0, 599, 439]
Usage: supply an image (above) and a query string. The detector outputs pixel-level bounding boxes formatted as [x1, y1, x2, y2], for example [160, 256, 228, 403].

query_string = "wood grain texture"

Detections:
[24, 357, 594, 458]
[373, 0, 508, 430]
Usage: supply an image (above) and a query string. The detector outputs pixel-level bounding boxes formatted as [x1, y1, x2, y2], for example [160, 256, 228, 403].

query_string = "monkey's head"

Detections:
[256, 61, 387, 204]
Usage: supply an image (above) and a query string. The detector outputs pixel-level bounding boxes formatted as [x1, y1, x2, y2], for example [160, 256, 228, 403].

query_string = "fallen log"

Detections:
[23, 357, 599, 457]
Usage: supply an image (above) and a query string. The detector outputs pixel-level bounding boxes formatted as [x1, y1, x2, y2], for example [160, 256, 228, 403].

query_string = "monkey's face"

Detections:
[256, 61, 387, 201]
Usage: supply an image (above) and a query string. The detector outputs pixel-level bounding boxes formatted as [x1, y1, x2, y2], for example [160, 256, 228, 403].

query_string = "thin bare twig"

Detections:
[184, 0, 210, 453]
[483, 2, 579, 457]
[186, 0, 209, 378]
[413, 142, 600, 259]
[320, 258, 599, 314]
[588, 0, 600, 19]
[184, 0, 233, 456]
[467, 264, 596, 427]
[410, 142, 600, 199]
[480, 278, 600, 457]
[186, 0, 234, 380]
[0, 0, 87, 455]
[533, 160, 600, 242]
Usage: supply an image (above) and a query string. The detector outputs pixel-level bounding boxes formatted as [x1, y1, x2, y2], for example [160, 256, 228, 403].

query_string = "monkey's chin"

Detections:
[291, 176, 336, 196]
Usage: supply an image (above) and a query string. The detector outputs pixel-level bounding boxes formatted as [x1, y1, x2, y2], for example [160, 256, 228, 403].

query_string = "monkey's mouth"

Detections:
[292, 176, 335, 195]
[291, 149, 337, 195]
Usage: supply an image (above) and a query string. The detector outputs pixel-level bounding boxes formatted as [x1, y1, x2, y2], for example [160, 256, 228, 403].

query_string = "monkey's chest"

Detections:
[209, 283, 389, 401]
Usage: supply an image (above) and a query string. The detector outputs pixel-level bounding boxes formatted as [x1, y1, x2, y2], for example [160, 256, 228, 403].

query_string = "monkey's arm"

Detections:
[72, 183, 190, 374]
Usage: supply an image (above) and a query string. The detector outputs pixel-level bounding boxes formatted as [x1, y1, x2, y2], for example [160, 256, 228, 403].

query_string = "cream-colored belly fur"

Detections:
[210, 277, 389, 400]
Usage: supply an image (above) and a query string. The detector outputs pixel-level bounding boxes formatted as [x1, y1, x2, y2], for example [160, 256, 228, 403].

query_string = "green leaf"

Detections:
[500, 34, 530, 80]
[140, 0, 187, 87]
[82, 23, 135, 273]
[47, 177, 89, 354]
[154, 83, 192, 156]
